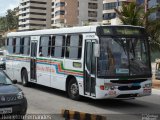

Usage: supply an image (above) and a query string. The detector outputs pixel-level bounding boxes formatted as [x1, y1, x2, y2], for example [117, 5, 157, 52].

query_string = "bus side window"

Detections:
[51, 35, 65, 58]
[7, 38, 13, 54]
[23, 37, 30, 55]
[39, 36, 51, 57]
[65, 35, 82, 59]
[12, 38, 16, 54]
[20, 37, 25, 54]
[15, 38, 21, 54]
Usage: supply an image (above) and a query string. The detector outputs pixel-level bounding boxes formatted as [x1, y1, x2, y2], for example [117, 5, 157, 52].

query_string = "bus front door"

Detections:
[30, 40, 38, 82]
[84, 40, 96, 97]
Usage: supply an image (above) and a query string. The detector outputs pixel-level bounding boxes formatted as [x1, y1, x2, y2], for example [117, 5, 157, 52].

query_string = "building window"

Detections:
[55, 19, 64, 23]
[55, 10, 65, 16]
[22, 8, 26, 11]
[52, 8, 54, 12]
[65, 35, 83, 59]
[103, 13, 116, 20]
[51, 20, 54, 24]
[22, 13, 26, 16]
[88, 11, 97, 17]
[88, 19, 97, 22]
[30, 6, 46, 10]
[19, 24, 26, 28]
[88, 3, 98, 9]
[55, 2, 65, 7]
[103, 2, 122, 10]
[30, 1, 47, 4]
[21, 19, 26, 22]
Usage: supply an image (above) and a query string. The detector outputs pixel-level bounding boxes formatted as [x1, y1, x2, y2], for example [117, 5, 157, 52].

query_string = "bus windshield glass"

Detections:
[98, 37, 151, 77]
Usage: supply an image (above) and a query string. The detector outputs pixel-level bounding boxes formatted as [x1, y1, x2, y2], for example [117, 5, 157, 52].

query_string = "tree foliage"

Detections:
[0, 8, 18, 31]
[114, 1, 160, 52]
[114, 2, 143, 26]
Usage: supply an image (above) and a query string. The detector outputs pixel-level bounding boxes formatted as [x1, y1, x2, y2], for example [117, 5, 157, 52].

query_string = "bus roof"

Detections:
[7, 25, 144, 37]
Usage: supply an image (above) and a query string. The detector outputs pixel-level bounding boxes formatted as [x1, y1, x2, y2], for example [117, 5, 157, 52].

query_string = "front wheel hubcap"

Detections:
[70, 83, 78, 95]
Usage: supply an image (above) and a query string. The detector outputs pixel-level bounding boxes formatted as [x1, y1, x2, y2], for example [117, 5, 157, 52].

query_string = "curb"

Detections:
[61, 109, 106, 120]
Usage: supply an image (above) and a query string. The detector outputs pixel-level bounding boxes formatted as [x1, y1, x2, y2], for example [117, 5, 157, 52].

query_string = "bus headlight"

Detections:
[145, 83, 152, 88]
[17, 91, 24, 99]
[104, 84, 117, 90]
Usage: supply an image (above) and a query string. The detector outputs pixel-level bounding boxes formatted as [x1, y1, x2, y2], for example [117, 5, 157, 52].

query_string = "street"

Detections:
[17, 83, 160, 120]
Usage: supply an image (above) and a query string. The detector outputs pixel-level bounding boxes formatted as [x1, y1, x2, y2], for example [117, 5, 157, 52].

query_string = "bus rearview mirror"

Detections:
[94, 44, 100, 57]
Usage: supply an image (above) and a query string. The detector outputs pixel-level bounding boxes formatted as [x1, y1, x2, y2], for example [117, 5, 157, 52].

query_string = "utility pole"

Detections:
[115, 0, 119, 18]
[144, 0, 148, 28]
[116, 0, 119, 9]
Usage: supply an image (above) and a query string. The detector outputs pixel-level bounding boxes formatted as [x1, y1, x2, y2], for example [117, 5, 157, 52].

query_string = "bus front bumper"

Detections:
[95, 80, 152, 99]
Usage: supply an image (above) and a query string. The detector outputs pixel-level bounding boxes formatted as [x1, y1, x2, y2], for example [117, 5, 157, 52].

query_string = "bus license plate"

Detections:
[0, 108, 12, 114]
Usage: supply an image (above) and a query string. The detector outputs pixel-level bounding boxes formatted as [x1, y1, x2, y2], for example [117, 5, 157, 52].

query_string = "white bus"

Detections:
[5, 25, 152, 100]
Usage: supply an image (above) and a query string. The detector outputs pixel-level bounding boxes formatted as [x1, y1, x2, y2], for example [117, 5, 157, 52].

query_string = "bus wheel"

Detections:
[22, 69, 29, 87]
[67, 78, 80, 100]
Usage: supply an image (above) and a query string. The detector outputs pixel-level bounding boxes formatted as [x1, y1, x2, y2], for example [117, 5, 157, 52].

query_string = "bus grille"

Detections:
[118, 86, 141, 91]
[110, 79, 147, 84]
[116, 94, 138, 98]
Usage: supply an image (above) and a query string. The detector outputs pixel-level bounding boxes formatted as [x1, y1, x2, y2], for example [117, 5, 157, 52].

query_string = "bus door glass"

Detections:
[30, 39, 38, 82]
[84, 40, 96, 96]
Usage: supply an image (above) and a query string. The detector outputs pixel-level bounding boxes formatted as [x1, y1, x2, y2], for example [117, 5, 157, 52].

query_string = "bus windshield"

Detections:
[98, 37, 151, 77]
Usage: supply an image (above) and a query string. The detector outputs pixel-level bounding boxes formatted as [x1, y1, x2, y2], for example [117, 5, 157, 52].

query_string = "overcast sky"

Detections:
[0, 0, 19, 16]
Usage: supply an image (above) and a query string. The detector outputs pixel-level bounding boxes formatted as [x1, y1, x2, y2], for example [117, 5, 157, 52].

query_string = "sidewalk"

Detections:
[152, 76, 160, 89]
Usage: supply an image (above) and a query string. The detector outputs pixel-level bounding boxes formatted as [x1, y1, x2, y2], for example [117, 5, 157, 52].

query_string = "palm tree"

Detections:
[147, 19, 160, 52]
[114, 2, 143, 26]
[114, 1, 160, 52]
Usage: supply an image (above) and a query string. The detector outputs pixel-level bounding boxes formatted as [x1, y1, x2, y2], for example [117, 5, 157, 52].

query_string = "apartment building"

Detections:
[136, 0, 160, 20]
[19, 0, 52, 31]
[103, 0, 134, 24]
[19, 0, 103, 31]
[149, 0, 160, 20]
[136, 0, 144, 4]
[78, 0, 103, 26]
[51, 0, 78, 27]
[51, 0, 103, 27]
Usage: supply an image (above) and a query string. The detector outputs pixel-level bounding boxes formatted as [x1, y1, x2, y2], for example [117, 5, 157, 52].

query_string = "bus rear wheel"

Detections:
[21, 69, 29, 87]
[67, 78, 80, 100]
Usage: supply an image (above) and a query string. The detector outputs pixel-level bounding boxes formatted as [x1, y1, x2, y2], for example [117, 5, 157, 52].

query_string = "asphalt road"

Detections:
[16, 83, 160, 120]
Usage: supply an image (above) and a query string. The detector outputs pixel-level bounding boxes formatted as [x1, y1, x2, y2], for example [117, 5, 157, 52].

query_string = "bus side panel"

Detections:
[11, 56, 30, 82]
[63, 59, 84, 94]
[76, 77, 84, 96]
[50, 58, 66, 91]
[36, 58, 51, 87]
[6, 56, 14, 80]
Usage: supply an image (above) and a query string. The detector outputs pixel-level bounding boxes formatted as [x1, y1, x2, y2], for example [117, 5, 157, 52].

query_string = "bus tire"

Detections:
[67, 78, 80, 100]
[21, 69, 29, 87]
